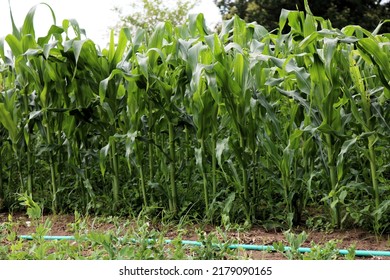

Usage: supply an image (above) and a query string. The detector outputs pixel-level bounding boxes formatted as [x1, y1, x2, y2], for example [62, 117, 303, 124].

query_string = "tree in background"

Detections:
[113, 0, 195, 34]
[215, 0, 390, 32]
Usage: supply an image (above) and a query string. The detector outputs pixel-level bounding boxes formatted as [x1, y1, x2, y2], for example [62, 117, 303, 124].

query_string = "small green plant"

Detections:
[273, 231, 308, 260]
[305, 216, 334, 232]
[68, 211, 89, 234]
[305, 241, 357, 260]
[187, 228, 241, 260]
[168, 235, 187, 260]
[303, 240, 340, 260]
[2, 214, 17, 242]
[273, 230, 356, 260]
[31, 219, 52, 241]
[29, 221, 53, 259]
[17, 192, 42, 220]
[345, 244, 356, 260]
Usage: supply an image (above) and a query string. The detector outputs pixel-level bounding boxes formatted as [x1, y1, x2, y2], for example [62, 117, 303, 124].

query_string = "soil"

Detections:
[1, 212, 389, 260]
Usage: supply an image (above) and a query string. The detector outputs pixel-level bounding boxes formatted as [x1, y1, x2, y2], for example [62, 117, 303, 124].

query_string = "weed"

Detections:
[273, 230, 357, 260]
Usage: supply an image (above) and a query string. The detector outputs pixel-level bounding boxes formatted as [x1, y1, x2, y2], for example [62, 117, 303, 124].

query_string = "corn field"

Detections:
[0, 2, 389, 233]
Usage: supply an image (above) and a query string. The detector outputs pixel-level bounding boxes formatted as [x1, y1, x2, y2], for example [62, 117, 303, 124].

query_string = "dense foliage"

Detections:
[112, 0, 195, 34]
[215, 0, 390, 33]
[0, 2, 389, 233]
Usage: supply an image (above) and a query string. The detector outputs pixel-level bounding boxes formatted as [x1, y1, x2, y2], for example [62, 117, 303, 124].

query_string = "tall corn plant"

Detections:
[180, 15, 219, 212]
[1, 1, 389, 232]
[272, 2, 390, 229]
[0, 3, 59, 206]
[343, 24, 390, 233]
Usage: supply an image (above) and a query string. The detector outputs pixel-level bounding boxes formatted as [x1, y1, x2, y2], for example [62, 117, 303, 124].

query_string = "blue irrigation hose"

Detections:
[18, 235, 390, 257]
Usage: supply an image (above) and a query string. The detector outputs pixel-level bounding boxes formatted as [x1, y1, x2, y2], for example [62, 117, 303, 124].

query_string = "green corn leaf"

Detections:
[147, 48, 165, 69]
[5, 34, 23, 57]
[298, 32, 319, 50]
[285, 58, 311, 95]
[108, 29, 115, 64]
[372, 19, 390, 35]
[317, 121, 345, 137]
[219, 17, 234, 40]
[149, 22, 165, 49]
[277, 88, 321, 125]
[194, 147, 203, 171]
[38, 25, 64, 46]
[337, 137, 357, 181]
[113, 28, 131, 66]
[278, 9, 290, 34]
[303, 11, 316, 38]
[69, 18, 86, 38]
[216, 137, 229, 168]
[23, 48, 42, 57]
[357, 38, 390, 90]
[225, 42, 244, 54]
[0, 37, 4, 60]
[136, 54, 149, 80]
[102, 102, 115, 125]
[349, 53, 365, 95]
[233, 15, 247, 47]
[22, 34, 38, 52]
[372, 200, 390, 221]
[323, 37, 338, 78]
[188, 42, 204, 72]
[72, 39, 94, 65]
[22, 3, 57, 38]
[222, 192, 236, 223]
[8, 0, 20, 39]
[233, 53, 246, 91]
[204, 69, 220, 104]
[287, 10, 305, 34]
[188, 13, 208, 38]
[43, 41, 58, 59]
[39, 83, 48, 107]
[99, 143, 110, 177]
[0, 103, 18, 143]
[99, 69, 138, 104]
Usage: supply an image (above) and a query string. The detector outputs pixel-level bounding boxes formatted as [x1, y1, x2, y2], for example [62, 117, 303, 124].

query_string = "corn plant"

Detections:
[0, 1, 389, 232]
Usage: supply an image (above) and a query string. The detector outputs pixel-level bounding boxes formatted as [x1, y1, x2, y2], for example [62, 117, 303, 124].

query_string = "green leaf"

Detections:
[339, 190, 347, 204]
[233, 53, 245, 90]
[136, 54, 149, 80]
[113, 28, 131, 66]
[233, 15, 247, 47]
[337, 138, 357, 181]
[194, 147, 203, 171]
[278, 9, 290, 34]
[323, 37, 338, 78]
[73, 39, 92, 65]
[22, 3, 56, 38]
[358, 38, 390, 90]
[0, 37, 4, 60]
[8, 0, 20, 39]
[5, 34, 23, 57]
[43, 41, 59, 59]
[149, 22, 165, 49]
[99, 143, 110, 177]
[0, 103, 18, 142]
[216, 137, 229, 167]
[285, 58, 311, 95]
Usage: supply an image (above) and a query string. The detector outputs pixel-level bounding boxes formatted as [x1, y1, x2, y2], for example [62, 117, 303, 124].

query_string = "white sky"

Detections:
[0, 0, 221, 47]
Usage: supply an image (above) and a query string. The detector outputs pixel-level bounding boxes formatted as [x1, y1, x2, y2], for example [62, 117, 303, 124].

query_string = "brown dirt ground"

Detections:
[1, 213, 389, 260]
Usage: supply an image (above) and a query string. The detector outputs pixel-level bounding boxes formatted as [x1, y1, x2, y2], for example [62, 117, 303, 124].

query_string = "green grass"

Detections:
[0, 213, 248, 260]
[0, 212, 361, 260]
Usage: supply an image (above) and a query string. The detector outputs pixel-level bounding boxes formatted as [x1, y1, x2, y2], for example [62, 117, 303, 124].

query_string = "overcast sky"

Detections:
[0, 0, 222, 47]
